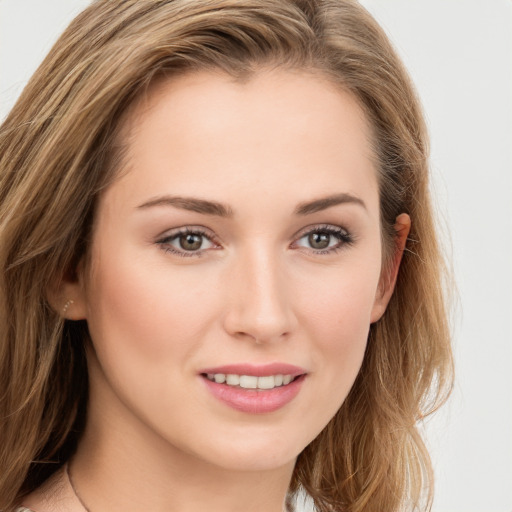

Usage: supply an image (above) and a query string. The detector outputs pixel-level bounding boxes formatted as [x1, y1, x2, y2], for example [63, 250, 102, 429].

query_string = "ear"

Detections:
[370, 213, 411, 323]
[47, 261, 88, 320]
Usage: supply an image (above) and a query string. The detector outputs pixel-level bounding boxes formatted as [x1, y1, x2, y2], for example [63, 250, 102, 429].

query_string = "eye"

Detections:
[157, 228, 218, 257]
[294, 225, 353, 254]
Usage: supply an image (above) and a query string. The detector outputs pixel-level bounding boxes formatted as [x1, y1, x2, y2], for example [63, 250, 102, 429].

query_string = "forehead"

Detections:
[105, 68, 378, 216]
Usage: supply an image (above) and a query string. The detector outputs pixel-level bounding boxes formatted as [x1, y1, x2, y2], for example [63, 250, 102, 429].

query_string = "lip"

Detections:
[199, 362, 306, 377]
[198, 363, 308, 414]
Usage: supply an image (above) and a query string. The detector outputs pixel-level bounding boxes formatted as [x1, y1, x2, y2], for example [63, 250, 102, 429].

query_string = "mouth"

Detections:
[201, 372, 304, 390]
[199, 363, 307, 413]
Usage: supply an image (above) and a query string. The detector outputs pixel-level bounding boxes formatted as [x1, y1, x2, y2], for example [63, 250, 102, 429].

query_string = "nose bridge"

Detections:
[223, 241, 295, 343]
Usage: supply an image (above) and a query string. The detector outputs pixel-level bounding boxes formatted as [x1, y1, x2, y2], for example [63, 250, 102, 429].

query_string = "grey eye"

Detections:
[179, 233, 204, 251]
[295, 226, 352, 253]
[162, 230, 216, 254]
[297, 231, 340, 250]
[307, 232, 331, 249]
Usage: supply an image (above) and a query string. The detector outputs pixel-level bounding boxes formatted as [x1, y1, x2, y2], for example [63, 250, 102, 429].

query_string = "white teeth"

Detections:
[226, 374, 240, 386]
[206, 373, 297, 389]
[239, 375, 258, 389]
[257, 375, 275, 389]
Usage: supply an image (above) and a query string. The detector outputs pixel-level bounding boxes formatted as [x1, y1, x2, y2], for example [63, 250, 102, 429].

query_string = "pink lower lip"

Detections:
[201, 374, 306, 414]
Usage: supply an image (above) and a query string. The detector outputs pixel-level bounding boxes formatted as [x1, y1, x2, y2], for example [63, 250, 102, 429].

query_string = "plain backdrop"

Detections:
[1, 2, 511, 511]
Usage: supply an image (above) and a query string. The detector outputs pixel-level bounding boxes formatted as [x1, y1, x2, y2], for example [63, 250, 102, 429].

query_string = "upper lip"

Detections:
[199, 363, 307, 377]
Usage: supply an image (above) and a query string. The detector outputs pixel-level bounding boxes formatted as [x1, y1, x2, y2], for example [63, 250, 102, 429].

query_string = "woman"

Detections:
[0, 1, 453, 511]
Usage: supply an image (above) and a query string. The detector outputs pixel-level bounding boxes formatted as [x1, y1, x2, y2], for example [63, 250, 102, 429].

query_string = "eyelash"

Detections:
[157, 224, 354, 258]
[157, 227, 219, 258]
[293, 224, 354, 255]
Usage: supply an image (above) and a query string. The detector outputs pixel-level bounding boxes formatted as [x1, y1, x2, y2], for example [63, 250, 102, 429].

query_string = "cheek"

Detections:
[295, 256, 381, 396]
[310, 293, 370, 382]
[84, 244, 220, 368]
[83, 249, 226, 433]
[298, 258, 380, 343]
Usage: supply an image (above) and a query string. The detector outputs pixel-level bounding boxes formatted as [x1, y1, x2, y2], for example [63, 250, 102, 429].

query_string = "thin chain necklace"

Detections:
[65, 462, 290, 512]
[65, 463, 91, 512]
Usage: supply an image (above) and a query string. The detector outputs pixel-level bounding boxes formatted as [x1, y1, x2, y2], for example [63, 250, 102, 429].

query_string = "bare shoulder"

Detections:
[19, 466, 83, 512]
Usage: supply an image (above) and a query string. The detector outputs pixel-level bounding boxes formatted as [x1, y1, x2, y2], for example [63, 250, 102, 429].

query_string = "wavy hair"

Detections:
[0, 1, 453, 511]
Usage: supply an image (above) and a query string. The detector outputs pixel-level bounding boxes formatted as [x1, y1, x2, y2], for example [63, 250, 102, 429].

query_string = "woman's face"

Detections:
[73, 69, 400, 473]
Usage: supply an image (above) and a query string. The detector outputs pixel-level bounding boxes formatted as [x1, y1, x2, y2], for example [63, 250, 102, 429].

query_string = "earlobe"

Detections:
[370, 213, 411, 323]
[46, 262, 88, 320]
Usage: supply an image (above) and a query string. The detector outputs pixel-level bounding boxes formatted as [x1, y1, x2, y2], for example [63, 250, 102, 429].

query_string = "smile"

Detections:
[199, 363, 307, 413]
[204, 373, 295, 390]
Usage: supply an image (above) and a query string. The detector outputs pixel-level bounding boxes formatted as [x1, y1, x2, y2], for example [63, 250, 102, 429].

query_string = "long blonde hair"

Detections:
[0, 1, 453, 511]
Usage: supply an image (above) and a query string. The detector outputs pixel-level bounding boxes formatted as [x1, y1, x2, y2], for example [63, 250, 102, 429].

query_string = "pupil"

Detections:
[309, 232, 330, 249]
[180, 233, 202, 251]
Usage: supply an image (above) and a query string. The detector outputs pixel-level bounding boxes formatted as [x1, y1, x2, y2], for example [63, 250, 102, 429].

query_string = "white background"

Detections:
[1, 1, 511, 511]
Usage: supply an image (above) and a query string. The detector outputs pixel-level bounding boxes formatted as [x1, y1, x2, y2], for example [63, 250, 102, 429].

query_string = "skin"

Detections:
[32, 68, 410, 512]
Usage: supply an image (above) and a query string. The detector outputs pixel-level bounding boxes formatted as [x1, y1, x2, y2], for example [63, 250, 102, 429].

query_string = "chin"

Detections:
[179, 425, 314, 473]
[204, 449, 298, 473]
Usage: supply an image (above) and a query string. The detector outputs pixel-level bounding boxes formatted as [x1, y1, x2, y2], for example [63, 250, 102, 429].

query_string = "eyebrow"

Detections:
[294, 193, 367, 215]
[137, 195, 234, 217]
[136, 192, 366, 217]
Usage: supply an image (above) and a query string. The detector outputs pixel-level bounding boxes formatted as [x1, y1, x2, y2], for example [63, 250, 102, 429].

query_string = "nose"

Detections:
[222, 246, 297, 344]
